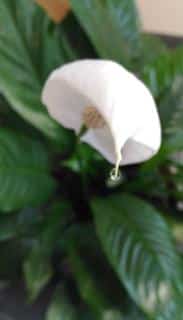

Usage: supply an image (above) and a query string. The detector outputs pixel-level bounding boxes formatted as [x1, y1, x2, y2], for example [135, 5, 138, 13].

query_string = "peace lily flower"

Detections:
[42, 60, 161, 179]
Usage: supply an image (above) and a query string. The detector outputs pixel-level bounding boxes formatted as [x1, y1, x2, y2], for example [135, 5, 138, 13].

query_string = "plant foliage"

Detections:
[0, 0, 182, 319]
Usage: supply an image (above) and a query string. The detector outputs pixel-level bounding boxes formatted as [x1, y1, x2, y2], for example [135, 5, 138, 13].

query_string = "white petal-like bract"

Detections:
[42, 59, 161, 165]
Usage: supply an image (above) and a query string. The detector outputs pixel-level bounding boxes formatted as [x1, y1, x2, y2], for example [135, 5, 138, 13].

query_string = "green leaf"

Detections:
[140, 35, 168, 66]
[0, 94, 45, 140]
[142, 51, 174, 98]
[24, 247, 52, 301]
[0, 128, 56, 212]
[66, 225, 129, 316]
[141, 46, 183, 156]
[23, 201, 73, 301]
[69, 249, 109, 315]
[165, 87, 183, 135]
[142, 45, 183, 98]
[163, 132, 183, 154]
[0, 208, 41, 241]
[40, 201, 74, 253]
[61, 13, 97, 59]
[92, 193, 183, 317]
[70, 0, 141, 65]
[158, 78, 183, 155]
[159, 77, 183, 130]
[157, 297, 183, 320]
[63, 143, 103, 175]
[46, 287, 78, 320]
[0, 215, 17, 241]
[0, 0, 74, 142]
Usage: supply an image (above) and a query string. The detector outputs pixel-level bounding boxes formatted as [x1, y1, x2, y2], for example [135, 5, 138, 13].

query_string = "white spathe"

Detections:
[42, 59, 161, 165]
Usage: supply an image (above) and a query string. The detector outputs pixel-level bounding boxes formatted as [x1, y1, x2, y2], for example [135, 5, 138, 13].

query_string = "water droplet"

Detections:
[110, 167, 121, 182]
[106, 167, 123, 188]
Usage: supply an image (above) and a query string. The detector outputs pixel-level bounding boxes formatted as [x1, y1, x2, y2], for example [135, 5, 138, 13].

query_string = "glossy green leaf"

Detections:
[159, 77, 183, 130]
[24, 247, 52, 301]
[165, 90, 183, 136]
[143, 51, 174, 98]
[0, 128, 56, 212]
[92, 193, 183, 317]
[69, 249, 109, 314]
[70, 0, 141, 65]
[0, 215, 17, 241]
[142, 45, 183, 155]
[140, 35, 168, 66]
[40, 201, 74, 253]
[157, 297, 183, 320]
[0, 208, 44, 241]
[159, 78, 183, 155]
[66, 225, 129, 317]
[142, 45, 183, 98]
[23, 202, 73, 301]
[0, 0, 74, 142]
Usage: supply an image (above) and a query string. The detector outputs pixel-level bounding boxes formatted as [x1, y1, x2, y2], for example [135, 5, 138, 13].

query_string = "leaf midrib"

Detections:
[98, 198, 174, 279]
[112, 200, 172, 273]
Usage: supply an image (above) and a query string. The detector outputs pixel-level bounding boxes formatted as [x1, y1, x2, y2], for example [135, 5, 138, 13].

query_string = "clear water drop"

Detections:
[106, 167, 123, 188]
[110, 167, 122, 182]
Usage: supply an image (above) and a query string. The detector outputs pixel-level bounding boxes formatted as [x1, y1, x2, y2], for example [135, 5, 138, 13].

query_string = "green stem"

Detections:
[77, 125, 88, 141]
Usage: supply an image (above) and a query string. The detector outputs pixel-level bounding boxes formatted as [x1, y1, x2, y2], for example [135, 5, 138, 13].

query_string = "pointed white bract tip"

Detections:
[42, 59, 162, 166]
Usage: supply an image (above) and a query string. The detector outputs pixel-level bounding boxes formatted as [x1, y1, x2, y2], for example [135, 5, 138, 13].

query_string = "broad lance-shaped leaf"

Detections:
[141, 45, 183, 155]
[0, 207, 43, 242]
[0, 215, 18, 241]
[143, 46, 183, 152]
[0, 0, 75, 141]
[157, 297, 183, 320]
[0, 128, 56, 212]
[158, 78, 183, 154]
[24, 248, 52, 301]
[69, 250, 109, 314]
[66, 226, 148, 319]
[92, 193, 183, 317]
[164, 80, 183, 136]
[142, 45, 183, 98]
[65, 225, 131, 314]
[70, 0, 141, 65]
[23, 201, 74, 301]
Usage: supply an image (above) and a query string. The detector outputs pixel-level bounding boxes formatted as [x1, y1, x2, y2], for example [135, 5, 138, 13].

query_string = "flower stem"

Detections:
[77, 125, 88, 141]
